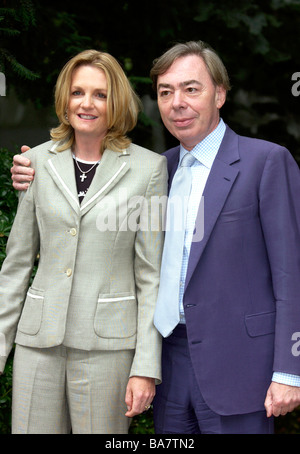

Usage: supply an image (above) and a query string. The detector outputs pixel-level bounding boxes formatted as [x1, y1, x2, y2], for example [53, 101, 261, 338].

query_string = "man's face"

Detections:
[157, 55, 226, 150]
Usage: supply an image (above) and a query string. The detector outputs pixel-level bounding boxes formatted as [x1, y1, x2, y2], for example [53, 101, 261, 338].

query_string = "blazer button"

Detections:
[69, 228, 77, 236]
[66, 268, 72, 277]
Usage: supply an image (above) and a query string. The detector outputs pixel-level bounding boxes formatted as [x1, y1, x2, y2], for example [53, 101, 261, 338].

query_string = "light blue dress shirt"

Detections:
[177, 118, 300, 388]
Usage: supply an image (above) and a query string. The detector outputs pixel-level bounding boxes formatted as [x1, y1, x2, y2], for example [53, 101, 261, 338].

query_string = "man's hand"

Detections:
[11, 145, 33, 191]
[125, 376, 155, 418]
[265, 382, 300, 417]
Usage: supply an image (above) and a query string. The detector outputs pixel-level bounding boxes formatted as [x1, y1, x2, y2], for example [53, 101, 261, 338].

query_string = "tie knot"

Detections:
[180, 153, 196, 167]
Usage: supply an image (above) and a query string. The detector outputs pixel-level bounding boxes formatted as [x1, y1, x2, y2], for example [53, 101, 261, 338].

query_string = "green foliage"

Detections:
[179, 0, 300, 167]
[0, 147, 18, 435]
[1, 0, 300, 434]
[0, 148, 18, 264]
[0, 0, 39, 81]
[276, 409, 300, 434]
[2, 0, 299, 161]
[3, 1, 92, 107]
[130, 409, 154, 434]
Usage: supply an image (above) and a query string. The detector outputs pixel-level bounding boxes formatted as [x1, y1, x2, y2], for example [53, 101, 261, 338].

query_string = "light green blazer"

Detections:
[0, 140, 168, 381]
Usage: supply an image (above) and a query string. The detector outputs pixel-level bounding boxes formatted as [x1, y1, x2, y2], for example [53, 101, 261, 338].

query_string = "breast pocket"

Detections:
[94, 293, 137, 339]
[218, 204, 257, 223]
[18, 287, 44, 335]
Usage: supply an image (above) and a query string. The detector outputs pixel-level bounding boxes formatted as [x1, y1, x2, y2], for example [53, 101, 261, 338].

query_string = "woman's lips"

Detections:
[78, 114, 98, 120]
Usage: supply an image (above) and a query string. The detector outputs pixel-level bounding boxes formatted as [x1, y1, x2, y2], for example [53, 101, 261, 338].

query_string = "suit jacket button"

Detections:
[70, 228, 77, 236]
[66, 268, 72, 277]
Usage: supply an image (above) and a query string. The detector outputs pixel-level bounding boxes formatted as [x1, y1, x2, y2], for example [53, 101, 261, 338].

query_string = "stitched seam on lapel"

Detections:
[80, 162, 127, 212]
[98, 296, 135, 302]
[49, 160, 80, 208]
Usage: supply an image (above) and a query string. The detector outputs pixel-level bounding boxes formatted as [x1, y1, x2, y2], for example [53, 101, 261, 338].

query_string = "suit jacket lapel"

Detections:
[184, 126, 240, 290]
[45, 145, 80, 214]
[45, 145, 130, 216]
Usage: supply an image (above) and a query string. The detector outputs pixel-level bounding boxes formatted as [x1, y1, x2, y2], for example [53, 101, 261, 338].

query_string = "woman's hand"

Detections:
[125, 376, 155, 417]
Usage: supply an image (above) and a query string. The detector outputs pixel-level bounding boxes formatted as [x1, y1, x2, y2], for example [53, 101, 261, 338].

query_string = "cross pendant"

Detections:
[80, 173, 87, 182]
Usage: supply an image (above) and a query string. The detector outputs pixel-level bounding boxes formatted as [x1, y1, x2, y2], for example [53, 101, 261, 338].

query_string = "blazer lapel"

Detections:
[45, 145, 80, 214]
[45, 145, 130, 216]
[79, 148, 130, 216]
[166, 147, 180, 191]
[184, 126, 240, 290]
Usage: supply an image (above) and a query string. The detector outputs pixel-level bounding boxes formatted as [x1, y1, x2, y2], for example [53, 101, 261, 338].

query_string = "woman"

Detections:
[0, 50, 167, 433]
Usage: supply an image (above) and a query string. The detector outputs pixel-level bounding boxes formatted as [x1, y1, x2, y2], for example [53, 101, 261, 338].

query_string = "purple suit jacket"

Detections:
[165, 125, 300, 415]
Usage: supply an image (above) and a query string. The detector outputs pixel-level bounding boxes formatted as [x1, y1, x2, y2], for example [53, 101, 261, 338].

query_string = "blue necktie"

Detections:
[154, 152, 195, 337]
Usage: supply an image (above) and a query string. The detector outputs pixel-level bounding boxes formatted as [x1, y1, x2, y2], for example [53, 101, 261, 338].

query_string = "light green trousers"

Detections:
[12, 344, 134, 434]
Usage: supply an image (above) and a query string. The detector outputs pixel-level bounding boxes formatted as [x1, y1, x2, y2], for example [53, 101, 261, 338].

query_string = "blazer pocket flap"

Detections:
[245, 311, 276, 337]
[219, 204, 257, 223]
[94, 293, 137, 339]
[18, 287, 44, 335]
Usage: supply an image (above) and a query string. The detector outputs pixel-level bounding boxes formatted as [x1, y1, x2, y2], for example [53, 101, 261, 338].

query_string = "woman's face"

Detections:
[67, 65, 108, 142]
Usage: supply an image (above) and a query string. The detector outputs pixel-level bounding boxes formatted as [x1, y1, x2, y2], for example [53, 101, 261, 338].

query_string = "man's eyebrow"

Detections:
[157, 80, 202, 91]
[180, 79, 202, 87]
[157, 83, 173, 90]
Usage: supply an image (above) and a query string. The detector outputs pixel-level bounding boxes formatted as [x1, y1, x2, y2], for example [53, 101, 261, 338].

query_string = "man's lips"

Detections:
[172, 117, 195, 128]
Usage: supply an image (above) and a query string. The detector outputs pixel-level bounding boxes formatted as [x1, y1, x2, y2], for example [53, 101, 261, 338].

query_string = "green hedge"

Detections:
[0, 147, 17, 434]
[0, 147, 299, 434]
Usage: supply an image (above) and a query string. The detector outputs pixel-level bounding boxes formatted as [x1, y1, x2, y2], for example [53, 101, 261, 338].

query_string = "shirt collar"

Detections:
[179, 118, 226, 169]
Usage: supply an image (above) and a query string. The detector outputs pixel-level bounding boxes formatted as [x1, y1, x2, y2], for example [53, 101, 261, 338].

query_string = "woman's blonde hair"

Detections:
[50, 49, 141, 153]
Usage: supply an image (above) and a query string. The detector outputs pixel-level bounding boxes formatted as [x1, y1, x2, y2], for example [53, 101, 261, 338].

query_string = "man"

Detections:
[11, 41, 300, 434]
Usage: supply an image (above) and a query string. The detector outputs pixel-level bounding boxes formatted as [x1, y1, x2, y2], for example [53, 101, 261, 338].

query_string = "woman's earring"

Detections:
[64, 111, 69, 122]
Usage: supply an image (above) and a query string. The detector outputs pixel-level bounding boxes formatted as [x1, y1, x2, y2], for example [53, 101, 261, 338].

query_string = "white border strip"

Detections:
[98, 295, 135, 303]
[27, 292, 44, 300]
